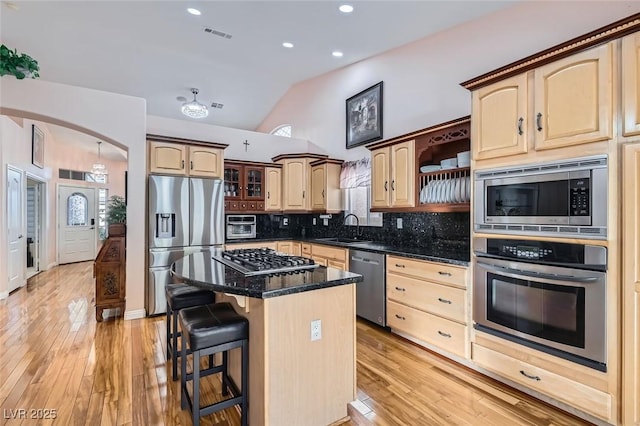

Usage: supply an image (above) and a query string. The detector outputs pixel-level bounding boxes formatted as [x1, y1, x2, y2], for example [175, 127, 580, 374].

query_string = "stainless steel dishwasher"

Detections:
[350, 249, 386, 327]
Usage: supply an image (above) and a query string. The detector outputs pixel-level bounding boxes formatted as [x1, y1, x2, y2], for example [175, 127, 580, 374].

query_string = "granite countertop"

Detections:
[171, 252, 363, 299]
[226, 237, 469, 266]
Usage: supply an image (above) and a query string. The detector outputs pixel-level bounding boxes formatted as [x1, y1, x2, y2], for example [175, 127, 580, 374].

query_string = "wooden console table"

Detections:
[94, 236, 126, 321]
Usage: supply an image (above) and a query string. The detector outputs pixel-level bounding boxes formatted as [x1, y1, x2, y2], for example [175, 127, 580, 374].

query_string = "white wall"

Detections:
[0, 78, 147, 318]
[147, 115, 326, 162]
[257, 1, 640, 161]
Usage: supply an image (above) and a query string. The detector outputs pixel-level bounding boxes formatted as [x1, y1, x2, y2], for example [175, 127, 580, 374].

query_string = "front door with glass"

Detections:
[58, 185, 96, 264]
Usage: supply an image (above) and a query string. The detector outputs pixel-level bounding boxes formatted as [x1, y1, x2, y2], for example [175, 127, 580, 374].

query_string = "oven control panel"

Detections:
[502, 244, 553, 260]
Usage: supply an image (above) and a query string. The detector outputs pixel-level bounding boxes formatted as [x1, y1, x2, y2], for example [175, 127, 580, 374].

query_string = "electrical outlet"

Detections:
[323, 218, 329, 226]
[397, 218, 403, 229]
[310, 319, 322, 341]
[313, 218, 317, 225]
[283, 218, 289, 226]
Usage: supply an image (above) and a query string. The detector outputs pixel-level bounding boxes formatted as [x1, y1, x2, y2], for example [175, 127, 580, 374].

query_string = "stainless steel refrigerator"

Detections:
[147, 175, 224, 315]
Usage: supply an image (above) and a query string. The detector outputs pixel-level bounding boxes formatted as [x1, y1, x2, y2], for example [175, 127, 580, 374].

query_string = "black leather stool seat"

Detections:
[179, 303, 249, 351]
[166, 284, 215, 310]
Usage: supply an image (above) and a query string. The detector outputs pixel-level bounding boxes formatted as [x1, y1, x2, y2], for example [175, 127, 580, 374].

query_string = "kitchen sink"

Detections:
[314, 237, 373, 245]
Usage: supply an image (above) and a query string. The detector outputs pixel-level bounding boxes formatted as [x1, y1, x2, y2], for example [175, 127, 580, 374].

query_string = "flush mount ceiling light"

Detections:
[339, 4, 353, 13]
[282, 42, 294, 48]
[181, 88, 209, 119]
[332, 51, 344, 57]
[92, 141, 108, 176]
[187, 7, 201, 15]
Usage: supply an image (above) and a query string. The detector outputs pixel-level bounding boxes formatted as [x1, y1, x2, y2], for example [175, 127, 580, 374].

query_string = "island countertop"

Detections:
[171, 252, 363, 299]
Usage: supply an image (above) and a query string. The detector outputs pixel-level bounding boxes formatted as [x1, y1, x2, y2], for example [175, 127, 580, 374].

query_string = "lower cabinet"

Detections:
[310, 244, 349, 271]
[472, 332, 612, 422]
[225, 241, 277, 250]
[276, 241, 302, 256]
[386, 255, 469, 359]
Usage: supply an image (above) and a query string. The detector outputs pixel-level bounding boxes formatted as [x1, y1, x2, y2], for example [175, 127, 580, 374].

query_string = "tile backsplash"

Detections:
[238, 211, 470, 254]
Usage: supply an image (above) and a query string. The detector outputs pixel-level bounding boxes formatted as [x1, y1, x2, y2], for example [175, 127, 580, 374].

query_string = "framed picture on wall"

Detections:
[32, 124, 44, 168]
[346, 81, 383, 149]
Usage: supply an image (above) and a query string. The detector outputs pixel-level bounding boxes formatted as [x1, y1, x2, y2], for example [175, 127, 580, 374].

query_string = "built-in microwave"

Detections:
[226, 215, 257, 240]
[474, 155, 607, 239]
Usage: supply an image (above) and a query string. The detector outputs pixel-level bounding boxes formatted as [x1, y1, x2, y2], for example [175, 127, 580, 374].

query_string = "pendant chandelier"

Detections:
[181, 88, 209, 119]
[92, 141, 108, 176]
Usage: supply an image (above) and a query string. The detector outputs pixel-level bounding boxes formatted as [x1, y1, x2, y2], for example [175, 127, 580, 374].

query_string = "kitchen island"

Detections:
[172, 252, 363, 426]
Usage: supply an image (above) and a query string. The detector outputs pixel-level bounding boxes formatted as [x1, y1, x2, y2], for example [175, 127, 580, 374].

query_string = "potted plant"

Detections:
[106, 195, 127, 237]
[0, 44, 40, 79]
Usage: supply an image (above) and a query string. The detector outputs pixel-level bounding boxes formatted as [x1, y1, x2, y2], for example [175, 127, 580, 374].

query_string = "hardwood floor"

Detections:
[0, 262, 591, 426]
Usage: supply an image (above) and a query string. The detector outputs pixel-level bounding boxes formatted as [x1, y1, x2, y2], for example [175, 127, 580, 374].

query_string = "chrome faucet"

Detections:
[343, 213, 361, 238]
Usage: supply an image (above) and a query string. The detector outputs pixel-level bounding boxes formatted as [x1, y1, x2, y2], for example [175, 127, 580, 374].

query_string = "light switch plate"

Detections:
[323, 218, 328, 226]
[313, 218, 317, 225]
[397, 218, 403, 229]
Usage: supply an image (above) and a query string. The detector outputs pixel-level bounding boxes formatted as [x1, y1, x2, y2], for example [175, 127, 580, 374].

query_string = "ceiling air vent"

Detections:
[210, 102, 224, 109]
[203, 27, 232, 39]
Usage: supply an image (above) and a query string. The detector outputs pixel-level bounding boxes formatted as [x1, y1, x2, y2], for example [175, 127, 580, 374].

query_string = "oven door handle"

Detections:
[476, 261, 600, 283]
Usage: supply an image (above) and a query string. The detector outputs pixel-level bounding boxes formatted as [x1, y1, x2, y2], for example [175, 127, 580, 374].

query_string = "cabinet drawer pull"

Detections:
[520, 370, 541, 381]
[384, 181, 388, 191]
[267, 191, 270, 199]
[437, 331, 452, 338]
[395, 314, 406, 320]
[437, 298, 452, 304]
[395, 264, 405, 268]
[322, 189, 325, 198]
[394, 286, 406, 292]
[517, 117, 524, 135]
[181, 160, 185, 168]
[438, 271, 452, 276]
[302, 190, 305, 198]
[536, 112, 543, 132]
[190, 160, 194, 170]
[391, 180, 395, 190]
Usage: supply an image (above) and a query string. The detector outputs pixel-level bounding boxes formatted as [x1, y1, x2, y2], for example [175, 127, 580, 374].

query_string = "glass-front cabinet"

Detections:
[224, 161, 267, 212]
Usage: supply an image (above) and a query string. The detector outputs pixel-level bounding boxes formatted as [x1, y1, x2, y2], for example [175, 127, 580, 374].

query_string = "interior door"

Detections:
[58, 185, 96, 264]
[7, 166, 24, 292]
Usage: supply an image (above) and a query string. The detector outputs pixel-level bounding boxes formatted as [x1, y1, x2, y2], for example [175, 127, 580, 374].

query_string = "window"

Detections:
[58, 168, 108, 184]
[271, 124, 292, 138]
[67, 192, 88, 226]
[98, 188, 108, 240]
[343, 188, 383, 227]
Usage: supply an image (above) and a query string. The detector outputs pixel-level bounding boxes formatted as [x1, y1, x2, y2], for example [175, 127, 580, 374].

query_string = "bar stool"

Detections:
[166, 284, 216, 381]
[179, 302, 249, 426]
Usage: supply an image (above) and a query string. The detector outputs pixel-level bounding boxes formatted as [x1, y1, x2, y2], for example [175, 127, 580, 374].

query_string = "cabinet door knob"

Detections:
[391, 180, 395, 190]
[517, 117, 524, 135]
[536, 112, 543, 132]
[322, 189, 325, 198]
[384, 181, 388, 191]
[267, 191, 270, 199]
[190, 160, 194, 170]
[302, 190, 305, 198]
[181, 160, 185, 168]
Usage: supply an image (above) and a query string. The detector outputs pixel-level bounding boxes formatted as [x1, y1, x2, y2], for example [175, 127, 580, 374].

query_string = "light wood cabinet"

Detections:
[370, 141, 415, 208]
[304, 243, 349, 271]
[622, 142, 640, 425]
[265, 167, 282, 211]
[371, 146, 390, 208]
[276, 241, 292, 254]
[386, 255, 469, 359]
[281, 158, 310, 211]
[472, 74, 528, 160]
[148, 140, 224, 178]
[533, 43, 612, 150]
[470, 42, 613, 160]
[622, 32, 640, 137]
[472, 332, 612, 422]
[310, 159, 343, 213]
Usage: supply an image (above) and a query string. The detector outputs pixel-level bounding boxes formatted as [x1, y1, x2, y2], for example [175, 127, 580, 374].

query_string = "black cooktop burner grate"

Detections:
[213, 248, 319, 276]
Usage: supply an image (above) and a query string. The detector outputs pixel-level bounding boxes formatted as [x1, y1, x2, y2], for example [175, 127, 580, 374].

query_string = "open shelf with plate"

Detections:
[414, 117, 471, 212]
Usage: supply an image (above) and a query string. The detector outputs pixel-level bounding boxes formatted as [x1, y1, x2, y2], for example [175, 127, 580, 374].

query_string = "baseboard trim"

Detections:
[46, 262, 58, 270]
[0, 291, 8, 300]
[124, 309, 146, 320]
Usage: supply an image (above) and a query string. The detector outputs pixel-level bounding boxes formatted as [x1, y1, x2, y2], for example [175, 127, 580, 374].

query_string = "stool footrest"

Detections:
[184, 364, 224, 381]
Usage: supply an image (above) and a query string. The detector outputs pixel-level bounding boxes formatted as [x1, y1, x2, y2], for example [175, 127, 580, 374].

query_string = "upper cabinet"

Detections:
[273, 153, 328, 212]
[533, 43, 612, 150]
[224, 161, 275, 213]
[472, 74, 528, 160]
[467, 41, 613, 161]
[148, 137, 226, 178]
[623, 31, 640, 137]
[309, 159, 343, 213]
[369, 141, 415, 209]
[265, 167, 283, 212]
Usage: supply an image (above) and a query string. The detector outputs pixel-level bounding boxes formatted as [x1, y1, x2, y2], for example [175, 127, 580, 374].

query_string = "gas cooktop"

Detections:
[212, 248, 319, 276]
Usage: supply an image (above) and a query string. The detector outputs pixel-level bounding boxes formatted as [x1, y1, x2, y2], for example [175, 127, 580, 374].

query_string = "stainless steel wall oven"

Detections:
[473, 237, 607, 371]
[474, 155, 607, 239]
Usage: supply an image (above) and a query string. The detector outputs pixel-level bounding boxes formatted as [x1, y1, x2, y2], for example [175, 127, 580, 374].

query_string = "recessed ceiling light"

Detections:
[282, 42, 294, 48]
[332, 51, 344, 57]
[187, 8, 201, 16]
[339, 4, 354, 13]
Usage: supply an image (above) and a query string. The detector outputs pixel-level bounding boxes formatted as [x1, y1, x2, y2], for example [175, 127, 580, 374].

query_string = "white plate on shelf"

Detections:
[446, 179, 453, 203]
[459, 177, 466, 202]
[466, 176, 471, 201]
[454, 178, 461, 203]
[420, 165, 442, 173]
[434, 180, 442, 203]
